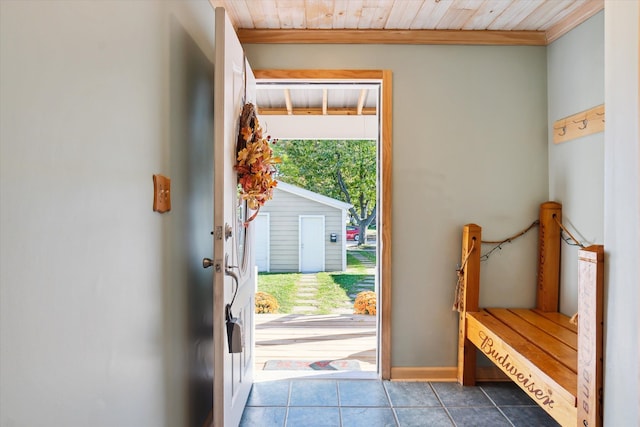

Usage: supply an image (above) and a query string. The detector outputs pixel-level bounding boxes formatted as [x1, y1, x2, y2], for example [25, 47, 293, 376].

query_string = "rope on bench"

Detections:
[453, 219, 538, 312]
[453, 239, 475, 311]
[453, 214, 586, 313]
[553, 214, 586, 248]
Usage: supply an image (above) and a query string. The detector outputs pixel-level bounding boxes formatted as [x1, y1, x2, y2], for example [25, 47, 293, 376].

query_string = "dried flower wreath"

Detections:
[235, 103, 280, 224]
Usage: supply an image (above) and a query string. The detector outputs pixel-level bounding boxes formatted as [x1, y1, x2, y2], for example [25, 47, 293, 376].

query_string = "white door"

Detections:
[212, 8, 255, 427]
[254, 213, 270, 272]
[299, 215, 325, 272]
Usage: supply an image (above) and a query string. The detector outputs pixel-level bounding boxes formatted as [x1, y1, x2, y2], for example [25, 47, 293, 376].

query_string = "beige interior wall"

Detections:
[547, 12, 605, 315]
[0, 1, 216, 426]
[244, 43, 548, 367]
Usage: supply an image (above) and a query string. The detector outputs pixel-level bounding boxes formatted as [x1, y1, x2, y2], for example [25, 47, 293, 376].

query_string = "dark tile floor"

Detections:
[240, 380, 560, 427]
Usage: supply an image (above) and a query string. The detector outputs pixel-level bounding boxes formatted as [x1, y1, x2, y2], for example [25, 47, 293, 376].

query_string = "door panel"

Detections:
[212, 8, 255, 427]
[254, 213, 269, 272]
[168, 17, 215, 426]
[299, 216, 325, 272]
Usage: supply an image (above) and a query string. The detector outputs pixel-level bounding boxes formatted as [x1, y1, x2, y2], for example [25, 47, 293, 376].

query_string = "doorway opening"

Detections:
[251, 70, 392, 380]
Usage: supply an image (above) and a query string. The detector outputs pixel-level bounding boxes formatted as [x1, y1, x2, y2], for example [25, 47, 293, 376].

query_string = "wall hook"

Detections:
[573, 117, 588, 130]
[557, 125, 566, 136]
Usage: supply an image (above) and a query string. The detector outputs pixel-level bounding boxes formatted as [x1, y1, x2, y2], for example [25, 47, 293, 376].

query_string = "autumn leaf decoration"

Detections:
[235, 103, 281, 224]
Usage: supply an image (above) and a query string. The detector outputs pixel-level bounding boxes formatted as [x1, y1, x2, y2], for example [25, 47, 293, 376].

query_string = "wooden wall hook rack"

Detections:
[553, 104, 605, 144]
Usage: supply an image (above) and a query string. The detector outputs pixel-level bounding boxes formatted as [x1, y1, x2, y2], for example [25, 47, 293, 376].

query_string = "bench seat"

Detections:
[457, 204, 604, 427]
[465, 309, 578, 426]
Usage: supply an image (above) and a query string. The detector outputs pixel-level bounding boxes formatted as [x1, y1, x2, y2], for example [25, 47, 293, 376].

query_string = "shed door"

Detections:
[299, 215, 325, 272]
[254, 213, 269, 272]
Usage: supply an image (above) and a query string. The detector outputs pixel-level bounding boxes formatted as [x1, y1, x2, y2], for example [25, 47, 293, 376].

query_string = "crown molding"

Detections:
[238, 29, 547, 46]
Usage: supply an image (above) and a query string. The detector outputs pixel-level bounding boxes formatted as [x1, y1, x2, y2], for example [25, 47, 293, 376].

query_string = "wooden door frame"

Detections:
[253, 69, 392, 379]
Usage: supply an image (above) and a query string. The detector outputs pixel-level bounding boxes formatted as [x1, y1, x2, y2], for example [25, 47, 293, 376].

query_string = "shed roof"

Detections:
[274, 181, 352, 211]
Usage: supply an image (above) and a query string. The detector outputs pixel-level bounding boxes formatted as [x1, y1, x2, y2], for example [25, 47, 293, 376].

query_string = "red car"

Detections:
[346, 226, 359, 241]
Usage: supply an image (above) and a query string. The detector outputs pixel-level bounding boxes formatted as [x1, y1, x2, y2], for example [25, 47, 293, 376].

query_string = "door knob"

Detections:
[202, 258, 214, 269]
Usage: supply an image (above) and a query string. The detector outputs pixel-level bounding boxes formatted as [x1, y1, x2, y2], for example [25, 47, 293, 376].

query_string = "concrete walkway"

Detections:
[290, 251, 376, 315]
[290, 274, 322, 314]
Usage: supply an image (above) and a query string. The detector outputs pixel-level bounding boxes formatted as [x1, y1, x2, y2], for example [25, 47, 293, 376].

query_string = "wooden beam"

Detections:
[257, 106, 376, 116]
[356, 89, 367, 115]
[255, 69, 385, 80]
[545, 0, 604, 44]
[283, 88, 292, 115]
[322, 88, 327, 115]
[238, 29, 547, 46]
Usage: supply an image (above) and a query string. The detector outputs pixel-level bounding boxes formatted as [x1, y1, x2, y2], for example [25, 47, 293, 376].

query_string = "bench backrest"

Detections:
[537, 202, 562, 312]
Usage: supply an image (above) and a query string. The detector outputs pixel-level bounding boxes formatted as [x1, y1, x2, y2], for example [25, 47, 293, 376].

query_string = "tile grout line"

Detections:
[382, 381, 401, 427]
[336, 381, 344, 427]
[283, 380, 292, 427]
[478, 386, 516, 427]
[429, 382, 459, 427]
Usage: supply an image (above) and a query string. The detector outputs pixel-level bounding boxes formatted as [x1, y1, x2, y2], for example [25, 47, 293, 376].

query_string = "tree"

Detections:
[273, 139, 376, 244]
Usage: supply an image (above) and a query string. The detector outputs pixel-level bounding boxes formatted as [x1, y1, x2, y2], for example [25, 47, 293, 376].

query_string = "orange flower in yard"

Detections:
[255, 291, 279, 314]
[235, 103, 281, 220]
[354, 291, 376, 315]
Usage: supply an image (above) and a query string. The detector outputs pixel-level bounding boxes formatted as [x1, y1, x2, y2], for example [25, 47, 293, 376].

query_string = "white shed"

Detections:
[253, 181, 352, 273]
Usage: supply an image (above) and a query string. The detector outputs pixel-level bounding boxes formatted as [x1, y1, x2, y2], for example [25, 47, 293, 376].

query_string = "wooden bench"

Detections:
[457, 202, 604, 427]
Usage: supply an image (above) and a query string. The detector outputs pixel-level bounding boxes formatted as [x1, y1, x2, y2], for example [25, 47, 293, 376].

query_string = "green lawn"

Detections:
[256, 272, 300, 313]
[358, 250, 377, 263]
[256, 250, 375, 314]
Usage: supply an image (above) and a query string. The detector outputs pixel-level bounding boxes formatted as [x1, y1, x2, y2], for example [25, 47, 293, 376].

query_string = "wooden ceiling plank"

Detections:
[269, 90, 284, 110]
[284, 89, 293, 115]
[537, 0, 589, 30]
[460, 0, 510, 30]
[358, 4, 377, 30]
[341, 0, 364, 29]
[332, 0, 350, 28]
[248, 0, 281, 29]
[487, 0, 545, 30]
[275, 8, 302, 29]
[384, 0, 424, 29]
[411, 0, 452, 29]
[216, 0, 254, 29]
[436, 0, 479, 30]
[216, 0, 602, 44]
[276, 0, 306, 29]
[513, 0, 576, 31]
[363, 0, 394, 30]
[305, 0, 335, 29]
[209, 1, 239, 29]
[237, 29, 547, 45]
[544, 0, 603, 42]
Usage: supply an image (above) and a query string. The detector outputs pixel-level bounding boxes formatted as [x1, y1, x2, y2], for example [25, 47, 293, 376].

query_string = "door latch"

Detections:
[202, 258, 223, 272]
